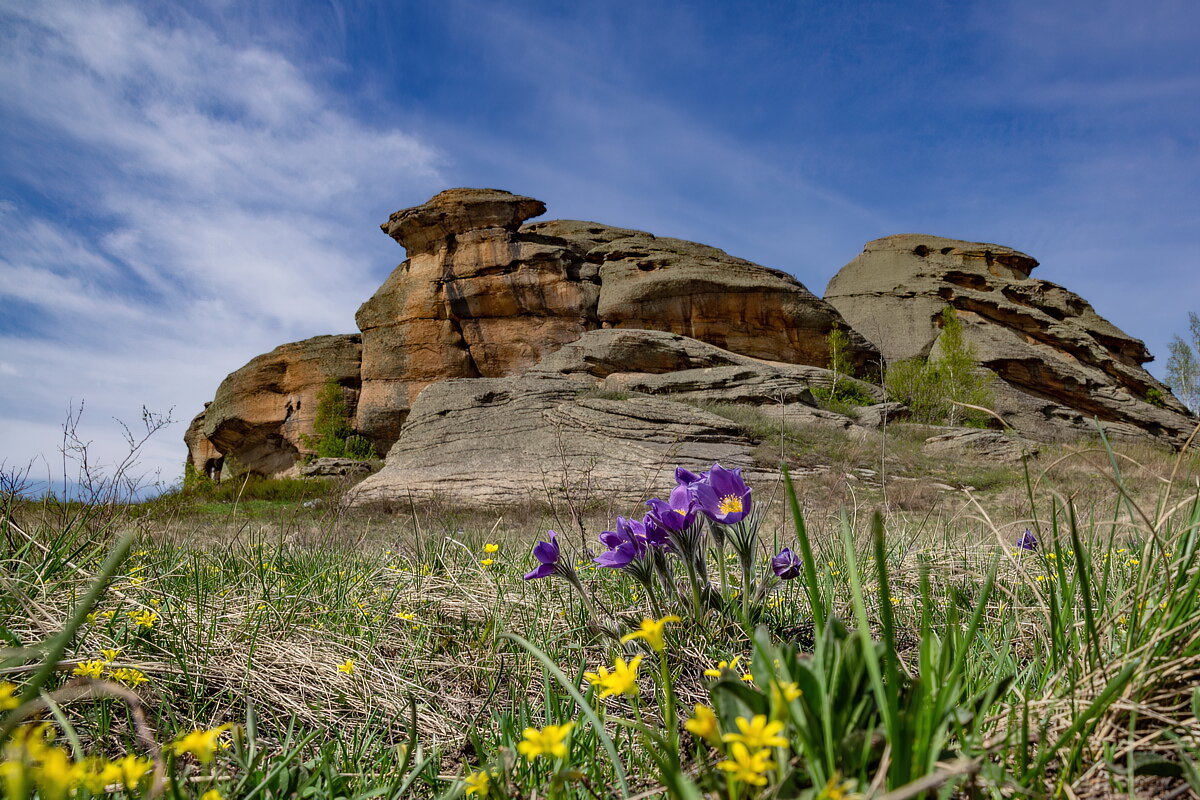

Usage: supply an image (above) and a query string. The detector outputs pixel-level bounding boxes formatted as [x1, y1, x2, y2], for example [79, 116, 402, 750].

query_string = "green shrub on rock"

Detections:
[885, 306, 995, 427]
[301, 379, 376, 460]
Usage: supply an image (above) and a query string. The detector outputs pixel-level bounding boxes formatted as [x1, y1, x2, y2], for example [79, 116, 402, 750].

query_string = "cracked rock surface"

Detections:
[825, 234, 1196, 445]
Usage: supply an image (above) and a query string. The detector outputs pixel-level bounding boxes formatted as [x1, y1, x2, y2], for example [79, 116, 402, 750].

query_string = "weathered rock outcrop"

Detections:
[921, 428, 1040, 464]
[188, 189, 873, 478]
[348, 330, 859, 506]
[347, 375, 764, 507]
[186, 194, 1196, 483]
[354, 188, 876, 450]
[825, 234, 1196, 444]
[188, 335, 362, 478]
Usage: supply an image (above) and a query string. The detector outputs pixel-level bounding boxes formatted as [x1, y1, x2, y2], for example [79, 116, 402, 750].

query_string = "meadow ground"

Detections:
[2, 426, 1200, 799]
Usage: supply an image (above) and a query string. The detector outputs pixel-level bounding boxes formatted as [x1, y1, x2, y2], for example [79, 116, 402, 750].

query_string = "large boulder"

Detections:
[347, 329, 875, 507]
[921, 428, 1040, 464]
[825, 234, 1197, 444]
[529, 328, 884, 401]
[195, 334, 362, 477]
[347, 375, 766, 507]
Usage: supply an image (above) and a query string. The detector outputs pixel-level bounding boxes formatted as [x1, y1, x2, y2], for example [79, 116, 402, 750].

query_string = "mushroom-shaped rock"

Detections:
[380, 188, 546, 256]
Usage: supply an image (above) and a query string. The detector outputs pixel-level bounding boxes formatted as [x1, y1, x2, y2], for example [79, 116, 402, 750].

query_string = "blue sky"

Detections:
[1, 0, 1198, 491]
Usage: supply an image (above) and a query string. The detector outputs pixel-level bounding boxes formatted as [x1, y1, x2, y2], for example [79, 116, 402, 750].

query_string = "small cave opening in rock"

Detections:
[941, 247, 953, 254]
[913, 244, 930, 257]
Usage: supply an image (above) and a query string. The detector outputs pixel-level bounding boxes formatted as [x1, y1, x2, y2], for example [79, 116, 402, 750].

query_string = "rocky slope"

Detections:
[824, 234, 1195, 444]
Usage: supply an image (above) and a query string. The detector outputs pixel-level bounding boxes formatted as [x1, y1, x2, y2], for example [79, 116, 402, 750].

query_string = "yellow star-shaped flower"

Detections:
[583, 656, 642, 698]
[684, 704, 720, 745]
[619, 615, 681, 652]
[722, 715, 789, 750]
[717, 743, 774, 786]
[171, 725, 232, 763]
[516, 721, 575, 760]
[463, 769, 494, 796]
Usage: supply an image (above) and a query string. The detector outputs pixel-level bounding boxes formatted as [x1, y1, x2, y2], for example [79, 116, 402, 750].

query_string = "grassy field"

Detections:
[3, 428, 1200, 799]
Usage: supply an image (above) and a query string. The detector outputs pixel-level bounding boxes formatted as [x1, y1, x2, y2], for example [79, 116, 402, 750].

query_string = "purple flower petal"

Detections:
[524, 562, 557, 580]
[771, 547, 803, 580]
[691, 463, 752, 524]
[1016, 529, 1038, 551]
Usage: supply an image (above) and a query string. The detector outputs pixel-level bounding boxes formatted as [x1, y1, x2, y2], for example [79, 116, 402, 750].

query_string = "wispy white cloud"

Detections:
[0, 0, 443, 487]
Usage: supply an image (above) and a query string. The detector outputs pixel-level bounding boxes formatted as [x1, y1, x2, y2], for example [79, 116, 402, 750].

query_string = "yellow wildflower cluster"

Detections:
[70, 651, 151, 687]
[129, 609, 159, 630]
[684, 709, 790, 787]
[1, 723, 153, 798]
[703, 656, 754, 683]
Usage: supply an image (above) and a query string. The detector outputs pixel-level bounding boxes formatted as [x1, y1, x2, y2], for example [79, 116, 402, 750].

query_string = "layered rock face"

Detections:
[825, 234, 1195, 444]
[355, 188, 875, 449]
[187, 188, 873, 477]
[187, 335, 362, 478]
[349, 330, 854, 506]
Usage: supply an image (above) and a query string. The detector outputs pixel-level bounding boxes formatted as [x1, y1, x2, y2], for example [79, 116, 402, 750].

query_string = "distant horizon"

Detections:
[3, 0, 1198, 483]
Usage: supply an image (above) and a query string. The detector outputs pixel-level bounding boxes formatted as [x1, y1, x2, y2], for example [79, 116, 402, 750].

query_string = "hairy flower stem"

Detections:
[714, 544, 731, 606]
[636, 574, 663, 618]
[562, 572, 611, 632]
[681, 557, 704, 620]
[658, 650, 678, 757]
[741, 560, 753, 624]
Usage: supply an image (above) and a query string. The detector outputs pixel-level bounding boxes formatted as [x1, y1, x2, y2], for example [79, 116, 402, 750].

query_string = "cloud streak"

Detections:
[0, 0, 442, 490]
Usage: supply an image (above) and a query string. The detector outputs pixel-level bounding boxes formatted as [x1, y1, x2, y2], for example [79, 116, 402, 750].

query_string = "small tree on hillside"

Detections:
[812, 323, 876, 409]
[301, 380, 376, 460]
[1166, 312, 1200, 414]
[885, 306, 995, 427]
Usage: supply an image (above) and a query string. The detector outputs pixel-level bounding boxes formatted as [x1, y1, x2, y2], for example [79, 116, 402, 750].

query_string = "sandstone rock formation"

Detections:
[347, 375, 768, 506]
[187, 189, 876, 477]
[355, 188, 876, 451]
[825, 234, 1196, 444]
[186, 335, 362, 478]
[921, 428, 1040, 464]
[298, 458, 374, 478]
[348, 330, 862, 506]
[186, 192, 1195, 485]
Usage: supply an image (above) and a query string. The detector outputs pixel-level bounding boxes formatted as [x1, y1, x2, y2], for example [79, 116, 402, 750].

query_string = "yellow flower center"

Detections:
[718, 495, 744, 515]
[674, 508, 687, 515]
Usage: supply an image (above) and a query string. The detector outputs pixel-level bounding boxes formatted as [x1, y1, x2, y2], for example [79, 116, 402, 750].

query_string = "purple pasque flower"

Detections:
[595, 516, 648, 569]
[690, 463, 753, 525]
[646, 482, 696, 533]
[675, 466, 704, 485]
[771, 547, 803, 580]
[1016, 529, 1038, 552]
[524, 530, 563, 579]
[640, 513, 672, 549]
